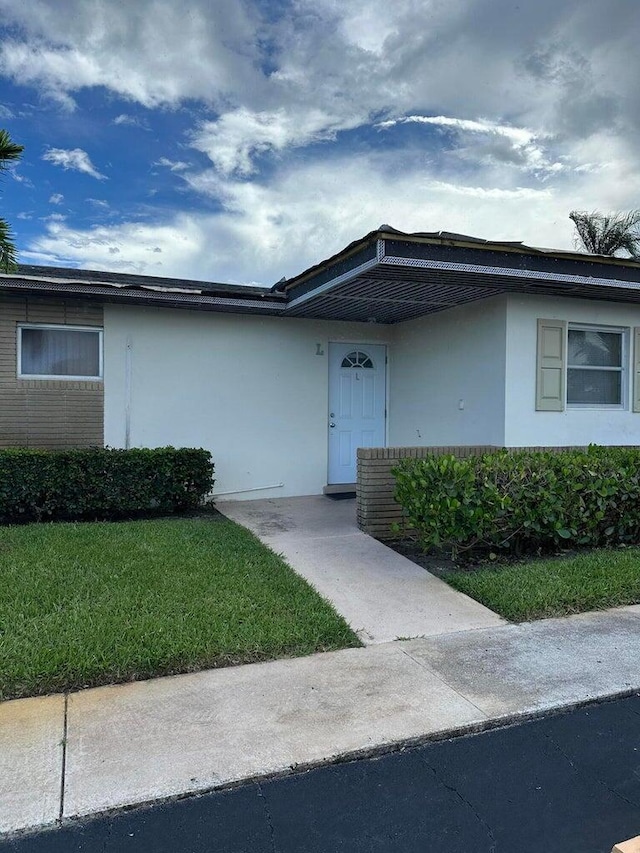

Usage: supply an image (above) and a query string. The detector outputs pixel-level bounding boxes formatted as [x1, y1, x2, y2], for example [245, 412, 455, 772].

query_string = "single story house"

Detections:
[2, 225, 640, 500]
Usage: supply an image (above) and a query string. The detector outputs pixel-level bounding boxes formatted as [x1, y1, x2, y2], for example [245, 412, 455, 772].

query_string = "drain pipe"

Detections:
[211, 483, 285, 498]
[124, 336, 132, 449]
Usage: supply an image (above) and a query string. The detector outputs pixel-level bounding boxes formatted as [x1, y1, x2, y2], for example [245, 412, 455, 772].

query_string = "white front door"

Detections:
[328, 343, 386, 484]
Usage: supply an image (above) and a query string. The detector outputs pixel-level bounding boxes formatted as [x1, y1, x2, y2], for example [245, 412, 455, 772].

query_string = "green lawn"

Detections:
[0, 515, 360, 701]
[446, 547, 640, 622]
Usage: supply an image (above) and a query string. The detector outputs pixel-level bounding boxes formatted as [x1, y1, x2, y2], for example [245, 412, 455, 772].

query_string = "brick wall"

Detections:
[357, 445, 497, 539]
[0, 295, 104, 449]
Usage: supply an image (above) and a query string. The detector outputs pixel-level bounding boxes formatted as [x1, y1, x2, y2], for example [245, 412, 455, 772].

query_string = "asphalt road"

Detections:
[3, 694, 640, 853]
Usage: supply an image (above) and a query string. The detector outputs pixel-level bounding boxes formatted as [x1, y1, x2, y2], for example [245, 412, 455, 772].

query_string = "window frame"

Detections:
[17, 323, 104, 381]
[566, 323, 628, 410]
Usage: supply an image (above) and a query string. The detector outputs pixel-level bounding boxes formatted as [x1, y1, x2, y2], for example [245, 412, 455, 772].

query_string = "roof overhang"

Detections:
[278, 228, 640, 324]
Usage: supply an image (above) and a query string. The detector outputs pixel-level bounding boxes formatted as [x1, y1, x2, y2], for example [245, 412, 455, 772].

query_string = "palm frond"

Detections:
[0, 129, 24, 170]
[0, 130, 23, 269]
[0, 218, 18, 271]
[569, 209, 640, 258]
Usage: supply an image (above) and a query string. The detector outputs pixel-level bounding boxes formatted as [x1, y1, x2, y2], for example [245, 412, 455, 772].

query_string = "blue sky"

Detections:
[0, 0, 639, 285]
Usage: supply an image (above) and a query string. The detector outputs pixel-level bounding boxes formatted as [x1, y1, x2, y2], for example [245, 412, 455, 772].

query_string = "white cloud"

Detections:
[87, 198, 109, 209]
[191, 107, 346, 176]
[155, 157, 190, 173]
[0, 1, 261, 109]
[378, 115, 565, 177]
[113, 113, 148, 129]
[42, 147, 106, 180]
[378, 115, 536, 146]
[49, 192, 63, 204]
[426, 182, 552, 201]
[25, 216, 205, 276]
[11, 171, 34, 187]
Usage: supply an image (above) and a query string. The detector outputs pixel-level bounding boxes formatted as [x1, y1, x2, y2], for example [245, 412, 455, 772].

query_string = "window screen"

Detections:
[20, 327, 102, 378]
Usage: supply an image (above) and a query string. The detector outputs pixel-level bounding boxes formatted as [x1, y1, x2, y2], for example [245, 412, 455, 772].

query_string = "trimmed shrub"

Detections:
[393, 446, 640, 558]
[0, 447, 214, 523]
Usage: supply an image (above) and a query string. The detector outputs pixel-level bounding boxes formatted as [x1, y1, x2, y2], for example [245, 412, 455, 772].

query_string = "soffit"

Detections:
[283, 243, 640, 325]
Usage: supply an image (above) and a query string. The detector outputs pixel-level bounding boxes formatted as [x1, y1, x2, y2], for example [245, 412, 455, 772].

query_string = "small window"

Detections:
[341, 350, 374, 369]
[18, 325, 103, 380]
[567, 326, 625, 407]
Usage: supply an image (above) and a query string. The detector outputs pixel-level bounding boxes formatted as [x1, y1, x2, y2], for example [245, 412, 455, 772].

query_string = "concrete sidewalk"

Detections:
[218, 496, 505, 643]
[3, 606, 640, 837]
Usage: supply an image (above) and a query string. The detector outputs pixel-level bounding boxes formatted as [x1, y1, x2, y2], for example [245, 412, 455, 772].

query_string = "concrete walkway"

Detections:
[2, 606, 640, 837]
[218, 496, 505, 643]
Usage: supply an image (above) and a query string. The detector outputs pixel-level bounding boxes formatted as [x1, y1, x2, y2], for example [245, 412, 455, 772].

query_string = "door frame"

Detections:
[326, 340, 389, 485]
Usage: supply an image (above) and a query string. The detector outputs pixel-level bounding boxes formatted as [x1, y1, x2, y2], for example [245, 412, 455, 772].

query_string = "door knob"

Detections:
[329, 422, 336, 428]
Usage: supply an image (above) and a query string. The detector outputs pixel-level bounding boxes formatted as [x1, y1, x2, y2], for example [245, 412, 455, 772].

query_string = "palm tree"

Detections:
[569, 209, 640, 258]
[0, 129, 24, 271]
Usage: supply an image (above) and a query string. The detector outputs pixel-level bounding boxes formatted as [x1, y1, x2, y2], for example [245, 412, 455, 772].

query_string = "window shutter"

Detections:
[536, 319, 566, 411]
[633, 327, 640, 413]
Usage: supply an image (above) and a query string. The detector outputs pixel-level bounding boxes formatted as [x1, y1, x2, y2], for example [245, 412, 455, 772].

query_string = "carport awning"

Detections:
[279, 229, 640, 325]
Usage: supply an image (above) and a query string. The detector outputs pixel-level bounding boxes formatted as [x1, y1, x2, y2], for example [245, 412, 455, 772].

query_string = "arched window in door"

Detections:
[341, 350, 374, 369]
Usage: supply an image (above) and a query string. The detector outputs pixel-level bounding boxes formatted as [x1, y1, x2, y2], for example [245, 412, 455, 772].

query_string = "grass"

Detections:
[0, 515, 360, 701]
[446, 547, 640, 622]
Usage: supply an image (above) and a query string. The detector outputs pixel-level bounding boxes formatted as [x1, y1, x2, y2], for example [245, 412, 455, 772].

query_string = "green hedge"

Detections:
[393, 446, 640, 558]
[0, 447, 214, 523]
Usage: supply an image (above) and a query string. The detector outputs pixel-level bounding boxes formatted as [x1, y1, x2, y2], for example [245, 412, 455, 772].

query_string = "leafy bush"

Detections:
[393, 446, 640, 558]
[0, 447, 214, 523]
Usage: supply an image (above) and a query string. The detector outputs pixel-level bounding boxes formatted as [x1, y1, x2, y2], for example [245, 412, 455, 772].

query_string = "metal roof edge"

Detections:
[0, 279, 286, 313]
[375, 228, 640, 269]
[271, 229, 382, 293]
[8, 264, 278, 300]
[278, 226, 640, 298]
[380, 254, 640, 292]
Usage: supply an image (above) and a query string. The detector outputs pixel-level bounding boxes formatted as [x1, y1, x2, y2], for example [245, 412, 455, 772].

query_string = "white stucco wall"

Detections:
[103, 305, 390, 499]
[104, 291, 640, 501]
[388, 296, 507, 447]
[505, 294, 640, 446]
